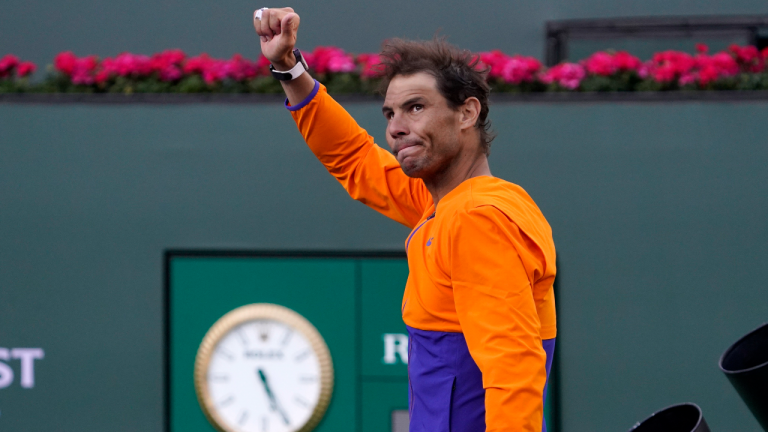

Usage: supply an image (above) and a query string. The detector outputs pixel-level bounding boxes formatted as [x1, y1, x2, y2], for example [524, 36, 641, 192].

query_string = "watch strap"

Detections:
[270, 50, 308, 81]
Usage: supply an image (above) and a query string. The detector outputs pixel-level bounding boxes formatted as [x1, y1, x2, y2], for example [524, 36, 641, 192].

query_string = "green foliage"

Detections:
[580, 72, 642, 92]
[0, 77, 33, 93]
[489, 79, 546, 93]
[11, 70, 768, 96]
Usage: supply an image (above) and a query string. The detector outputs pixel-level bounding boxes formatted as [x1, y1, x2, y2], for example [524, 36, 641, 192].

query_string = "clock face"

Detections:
[206, 320, 321, 432]
[195, 305, 333, 432]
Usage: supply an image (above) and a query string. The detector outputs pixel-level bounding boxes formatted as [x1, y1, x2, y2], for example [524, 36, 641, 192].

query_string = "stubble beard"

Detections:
[400, 155, 427, 178]
[395, 128, 459, 181]
[399, 144, 461, 185]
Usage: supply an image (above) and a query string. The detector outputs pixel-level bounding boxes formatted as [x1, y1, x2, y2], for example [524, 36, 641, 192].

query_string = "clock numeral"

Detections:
[217, 348, 234, 361]
[261, 416, 269, 432]
[218, 395, 235, 407]
[299, 374, 317, 383]
[295, 349, 311, 362]
[294, 395, 310, 408]
[237, 329, 249, 346]
[210, 375, 229, 382]
[257, 323, 270, 342]
[281, 330, 293, 346]
[238, 410, 249, 425]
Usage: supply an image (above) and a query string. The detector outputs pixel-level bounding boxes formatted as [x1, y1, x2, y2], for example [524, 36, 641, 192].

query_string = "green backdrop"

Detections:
[2, 99, 767, 431]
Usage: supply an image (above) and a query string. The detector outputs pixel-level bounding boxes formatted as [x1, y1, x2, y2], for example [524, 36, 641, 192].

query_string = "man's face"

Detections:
[382, 73, 463, 179]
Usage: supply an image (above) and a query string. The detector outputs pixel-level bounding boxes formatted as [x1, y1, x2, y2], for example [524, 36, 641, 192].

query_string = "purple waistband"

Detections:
[407, 326, 555, 432]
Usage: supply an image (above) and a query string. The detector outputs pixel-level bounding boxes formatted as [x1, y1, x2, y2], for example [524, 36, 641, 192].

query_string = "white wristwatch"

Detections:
[270, 49, 309, 81]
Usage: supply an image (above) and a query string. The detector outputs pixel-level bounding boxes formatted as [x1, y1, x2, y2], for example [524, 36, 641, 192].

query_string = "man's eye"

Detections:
[411, 105, 423, 112]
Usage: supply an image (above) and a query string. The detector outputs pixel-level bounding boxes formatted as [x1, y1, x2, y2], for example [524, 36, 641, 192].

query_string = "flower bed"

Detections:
[2, 44, 768, 94]
[0, 55, 36, 93]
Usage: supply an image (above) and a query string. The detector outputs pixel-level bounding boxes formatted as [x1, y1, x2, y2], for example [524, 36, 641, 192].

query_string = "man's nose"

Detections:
[388, 114, 409, 139]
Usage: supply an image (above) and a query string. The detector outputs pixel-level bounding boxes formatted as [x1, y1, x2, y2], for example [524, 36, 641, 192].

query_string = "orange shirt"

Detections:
[291, 83, 557, 432]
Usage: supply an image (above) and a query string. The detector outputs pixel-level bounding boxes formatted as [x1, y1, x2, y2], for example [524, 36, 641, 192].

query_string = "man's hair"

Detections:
[378, 37, 495, 155]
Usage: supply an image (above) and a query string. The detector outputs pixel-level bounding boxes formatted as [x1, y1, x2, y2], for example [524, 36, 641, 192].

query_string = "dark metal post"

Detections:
[720, 322, 768, 431]
[627, 403, 711, 432]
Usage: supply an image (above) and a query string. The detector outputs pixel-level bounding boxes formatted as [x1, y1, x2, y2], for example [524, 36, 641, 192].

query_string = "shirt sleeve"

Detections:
[450, 205, 548, 432]
[288, 81, 431, 228]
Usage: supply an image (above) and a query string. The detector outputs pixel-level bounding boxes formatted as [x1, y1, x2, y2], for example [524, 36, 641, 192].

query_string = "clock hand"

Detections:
[257, 368, 290, 425]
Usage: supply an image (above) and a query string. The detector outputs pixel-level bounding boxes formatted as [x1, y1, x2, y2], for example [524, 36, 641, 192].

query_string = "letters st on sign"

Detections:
[0, 348, 45, 389]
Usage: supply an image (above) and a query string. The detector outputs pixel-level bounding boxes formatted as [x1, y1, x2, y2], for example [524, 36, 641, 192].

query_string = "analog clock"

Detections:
[194, 303, 334, 432]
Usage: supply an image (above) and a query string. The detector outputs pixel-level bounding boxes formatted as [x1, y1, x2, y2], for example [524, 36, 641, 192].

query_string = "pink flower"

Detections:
[478, 50, 509, 79]
[72, 69, 94, 85]
[255, 54, 272, 76]
[695, 43, 709, 54]
[183, 53, 213, 74]
[305, 47, 355, 74]
[728, 44, 763, 73]
[95, 70, 111, 84]
[68, 55, 98, 85]
[149, 49, 186, 81]
[327, 54, 355, 73]
[638, 64, 650, 78]
[81, 56, 98, 71]
[157, 65, 182, 81]
[697, 66, 719, 85]
[583, 51, 641, 77]
[201, 58, 228, 84]
[679, 73, 696, 86]
[101, 53, 152, 78]
[711, 52, 739, 75]
[652, 64, 678, 83]
[54, 51, 78, 75]
[729, 44, 757, 63]
[645, 51, 696, 83]
[0, 54, 20, 77]
[613, 51, 642, 72]
[357, 53, 383, 78]
[584, 52, 617, 76]
[17, 61, 36, 77]
[225, 54, 258, 81]
[694, 52, 739, 85]
[501, 55, 541, 84]
[153, 49, 186, 67]
[541, 63, 585, 89]
[179, 53, 236, 84]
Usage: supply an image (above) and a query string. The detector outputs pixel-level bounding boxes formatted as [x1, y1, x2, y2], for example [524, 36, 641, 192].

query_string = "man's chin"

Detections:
[399, 160, 429, 179]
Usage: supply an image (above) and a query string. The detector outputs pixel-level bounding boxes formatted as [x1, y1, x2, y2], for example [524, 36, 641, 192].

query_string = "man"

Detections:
[254, 8, 557, 432]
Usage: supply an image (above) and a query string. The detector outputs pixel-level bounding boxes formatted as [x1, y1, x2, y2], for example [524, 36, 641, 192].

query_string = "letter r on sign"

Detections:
[382, 334, 409, 364]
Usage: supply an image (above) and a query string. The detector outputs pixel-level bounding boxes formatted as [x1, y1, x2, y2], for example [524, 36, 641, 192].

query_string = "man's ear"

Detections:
[459, 97, 481, 131]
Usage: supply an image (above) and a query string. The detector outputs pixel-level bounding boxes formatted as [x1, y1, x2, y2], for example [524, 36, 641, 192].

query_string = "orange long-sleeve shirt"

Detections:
[290, 82, 557, 432]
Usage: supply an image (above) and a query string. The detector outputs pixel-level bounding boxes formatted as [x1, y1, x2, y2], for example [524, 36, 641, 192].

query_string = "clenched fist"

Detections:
[253, 7, 300, 71]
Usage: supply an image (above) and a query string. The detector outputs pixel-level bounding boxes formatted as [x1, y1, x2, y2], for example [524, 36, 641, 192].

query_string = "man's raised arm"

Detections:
[253, 8, 431, 228]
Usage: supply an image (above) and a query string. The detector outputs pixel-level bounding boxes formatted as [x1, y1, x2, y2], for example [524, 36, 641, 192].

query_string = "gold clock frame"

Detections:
[194, 303, 334, 432]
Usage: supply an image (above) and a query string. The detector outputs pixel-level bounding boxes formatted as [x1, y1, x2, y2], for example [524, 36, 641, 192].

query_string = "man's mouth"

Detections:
[394, 141, 422, 159]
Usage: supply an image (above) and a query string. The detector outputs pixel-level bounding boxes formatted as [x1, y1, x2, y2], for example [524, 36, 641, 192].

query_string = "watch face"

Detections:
[196, 305, 333, 432]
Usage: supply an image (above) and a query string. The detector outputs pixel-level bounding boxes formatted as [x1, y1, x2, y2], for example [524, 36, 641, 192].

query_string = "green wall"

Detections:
[1, 98, 768, 431]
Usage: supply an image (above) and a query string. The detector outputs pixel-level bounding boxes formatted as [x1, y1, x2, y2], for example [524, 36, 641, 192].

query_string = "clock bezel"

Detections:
[194, 303, 334, 432]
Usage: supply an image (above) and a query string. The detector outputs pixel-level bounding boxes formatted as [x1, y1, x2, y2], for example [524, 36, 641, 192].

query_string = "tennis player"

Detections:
[254, 8, 557, 432]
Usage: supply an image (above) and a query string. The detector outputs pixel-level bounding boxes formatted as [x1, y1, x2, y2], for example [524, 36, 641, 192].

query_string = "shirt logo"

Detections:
[426, 237, 434, 246]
